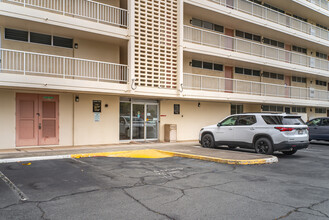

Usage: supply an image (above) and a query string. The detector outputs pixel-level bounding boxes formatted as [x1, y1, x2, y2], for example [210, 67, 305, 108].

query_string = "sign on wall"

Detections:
[93, 100, 102, 112]
[94, 112, 100, 122]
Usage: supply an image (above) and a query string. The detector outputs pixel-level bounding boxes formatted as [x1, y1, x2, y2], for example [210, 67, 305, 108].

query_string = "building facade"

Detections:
[0, 0, 329, 149]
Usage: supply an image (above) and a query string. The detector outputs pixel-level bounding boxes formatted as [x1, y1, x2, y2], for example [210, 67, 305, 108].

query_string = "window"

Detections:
[235, 67, 261, 77]
[250, 0, 261, 4]
[235, 30, 261, 42]
[315, 108, 326, 113]
[293, 14, 307, 22]
[321, 118, 329, 126]
[53, 36, 73, 48]
[316, 52, 328, 60]
[263, 38, 284, 48]
[231, 104, 243, 115]
[262, 72, 284, 80]
[191, 18, 202, 27]
[30, 32, 51, 45]
[262, 105, 284, 112]
[220, 116, 238, 126]
[203, 21, 213, 30]
[292, 76, 307, 83]
[4, 28, 73, 49]
[253, 70, 261, 76]
[191, 60, 223, 71]
[236, 115, 257, 126]
[191, 18, 224, 33]
[214, 24, 224, 33]
[292, 45, 307, 54]
[307, 118, 321, 126]
[316, 80, 327, 87]
[192, 60, 202, 68]
[316, 23, 328, 30]
[214, 64, 223, 71]
[5, 28, 28, 42]
[203, 62, 213, 70]
[292, 107, 306, 113]
[263, 3, 285, 13]
[262, 116, 304, 125]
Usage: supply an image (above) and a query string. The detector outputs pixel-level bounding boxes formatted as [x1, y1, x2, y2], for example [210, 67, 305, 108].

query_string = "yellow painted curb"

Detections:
[156, 150, 277, 165]
[71, 149, 172, 159]
[71, 149, 277, 165]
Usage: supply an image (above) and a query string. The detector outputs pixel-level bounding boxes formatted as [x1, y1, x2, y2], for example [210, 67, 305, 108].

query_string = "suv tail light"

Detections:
[275, 127, 295, 132]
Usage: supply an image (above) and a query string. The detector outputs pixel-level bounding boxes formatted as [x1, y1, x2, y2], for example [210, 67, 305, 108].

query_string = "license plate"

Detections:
[298, 130, 303, 134]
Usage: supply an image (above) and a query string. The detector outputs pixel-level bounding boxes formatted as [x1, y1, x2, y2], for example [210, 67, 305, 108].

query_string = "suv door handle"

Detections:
[250, 127, 255, 130]
[228, 128, 233, 130]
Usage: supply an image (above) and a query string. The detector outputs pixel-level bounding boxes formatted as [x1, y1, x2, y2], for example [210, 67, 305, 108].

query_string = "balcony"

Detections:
[306, 0, 329, 11]
[208, 0, 329, 41]
[3, 0, 128, 28]
[0, 49, 128, 83]
[184, 25, 329, 72]
[184, 73, 329, 102]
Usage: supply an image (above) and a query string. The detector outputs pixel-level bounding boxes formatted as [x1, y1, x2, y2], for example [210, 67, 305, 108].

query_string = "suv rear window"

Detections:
[262, 116, 305, 125]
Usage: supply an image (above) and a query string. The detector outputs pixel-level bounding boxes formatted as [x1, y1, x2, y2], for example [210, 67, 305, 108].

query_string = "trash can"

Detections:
[164, 124, 177, 142]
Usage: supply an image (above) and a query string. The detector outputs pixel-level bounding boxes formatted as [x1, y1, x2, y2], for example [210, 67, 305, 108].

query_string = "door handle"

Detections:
[39, 123, 42, 130]
[228, 128, 233, 130]
[250, 127, 255, 130]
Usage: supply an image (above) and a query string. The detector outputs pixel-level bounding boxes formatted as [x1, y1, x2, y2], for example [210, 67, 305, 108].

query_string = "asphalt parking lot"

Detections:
[1, 143, 329, 220]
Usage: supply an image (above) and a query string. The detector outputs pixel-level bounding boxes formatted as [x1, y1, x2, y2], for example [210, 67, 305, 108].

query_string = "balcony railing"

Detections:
[0, 48, 128, 83]
[208, 0, 329, 41]
[184, 25, 329, 71]
[306, 0, 329, 11]
[4, 0, 128, 27]
[184, 73, 329, 102]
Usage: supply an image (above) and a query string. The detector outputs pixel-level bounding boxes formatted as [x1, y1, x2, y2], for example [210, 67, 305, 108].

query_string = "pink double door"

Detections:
[16, 93, 59, 147]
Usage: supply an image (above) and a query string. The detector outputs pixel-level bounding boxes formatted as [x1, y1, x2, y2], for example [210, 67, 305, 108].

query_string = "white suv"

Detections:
[199, 113, 309, 155]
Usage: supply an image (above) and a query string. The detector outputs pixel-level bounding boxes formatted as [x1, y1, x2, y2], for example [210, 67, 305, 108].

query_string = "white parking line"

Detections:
[0, 155, 71, 164]
[0, 171, 28, 201]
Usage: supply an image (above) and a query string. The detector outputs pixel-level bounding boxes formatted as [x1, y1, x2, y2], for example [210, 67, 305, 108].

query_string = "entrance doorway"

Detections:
[120, 100, 159, 141]
[16, 93, 59, 147]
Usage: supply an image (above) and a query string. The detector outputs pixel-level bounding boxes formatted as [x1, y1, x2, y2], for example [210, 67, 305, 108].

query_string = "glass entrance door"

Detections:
[132, 104, 145, 140]
[146, 104, 158, 140]
[121, 102, 158, 141]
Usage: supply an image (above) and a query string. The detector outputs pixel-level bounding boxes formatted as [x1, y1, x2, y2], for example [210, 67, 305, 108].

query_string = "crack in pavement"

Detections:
[122, 188, 175, 220]
[276, 198, 329, 219]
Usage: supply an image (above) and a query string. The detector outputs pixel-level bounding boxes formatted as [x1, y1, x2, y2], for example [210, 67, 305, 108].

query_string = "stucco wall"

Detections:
[0, 90, 16, 149]
[159, 100, 230, 141]
[73, 94, 119, 146]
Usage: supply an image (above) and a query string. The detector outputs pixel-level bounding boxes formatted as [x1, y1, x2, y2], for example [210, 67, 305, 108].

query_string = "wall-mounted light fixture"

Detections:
[75, 95, 79, 102]
[74, 43, 79, 49]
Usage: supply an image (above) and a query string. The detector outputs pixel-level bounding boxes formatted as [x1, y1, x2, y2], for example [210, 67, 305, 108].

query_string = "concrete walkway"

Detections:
[0, 142, 278, 165]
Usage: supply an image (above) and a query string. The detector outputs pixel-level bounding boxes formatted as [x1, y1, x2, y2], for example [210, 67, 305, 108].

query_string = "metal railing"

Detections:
[184, 73, 329, 101]
[209, 0, 329, 41]
[306, 0, 329, 11]
[4, 0, 128, 27]
[184, 25, 329, 71]
[0, 48, 128, 83]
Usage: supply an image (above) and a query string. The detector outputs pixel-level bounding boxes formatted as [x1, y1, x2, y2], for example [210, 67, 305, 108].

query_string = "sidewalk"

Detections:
[0, 142, 278, 165]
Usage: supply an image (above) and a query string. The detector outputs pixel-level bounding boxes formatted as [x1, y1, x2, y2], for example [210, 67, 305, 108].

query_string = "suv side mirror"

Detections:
[217, 123, 221, 127]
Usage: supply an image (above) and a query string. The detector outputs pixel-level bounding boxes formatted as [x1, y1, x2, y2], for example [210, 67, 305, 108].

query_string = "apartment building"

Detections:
[0, 0, 329, 149]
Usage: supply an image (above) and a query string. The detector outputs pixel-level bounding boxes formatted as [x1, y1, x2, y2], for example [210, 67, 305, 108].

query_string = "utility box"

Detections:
[164, 124, 177, 142]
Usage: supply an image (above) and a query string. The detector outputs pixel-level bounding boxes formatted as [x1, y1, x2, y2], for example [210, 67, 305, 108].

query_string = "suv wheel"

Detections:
[254, 138, 274, 155]
[201, 134, 215, 148]
[282, 149, 297, 155]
